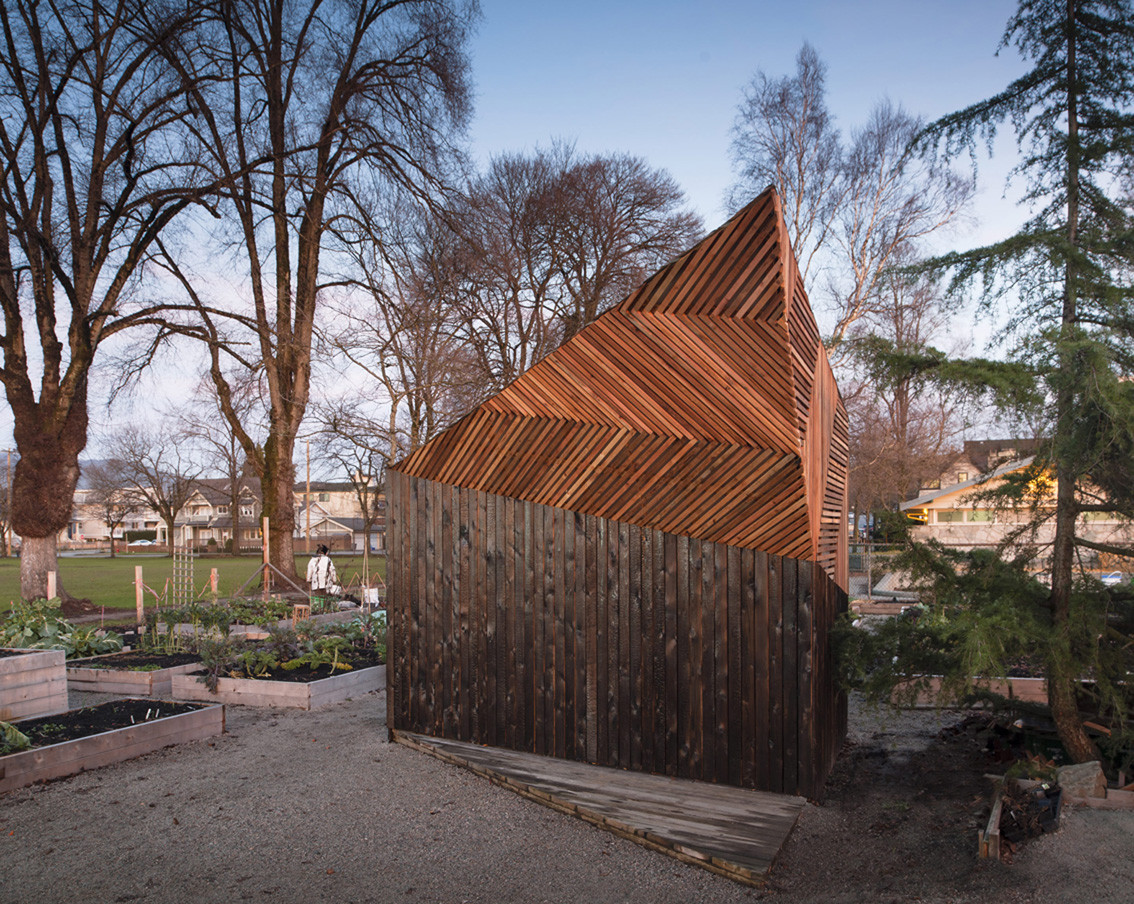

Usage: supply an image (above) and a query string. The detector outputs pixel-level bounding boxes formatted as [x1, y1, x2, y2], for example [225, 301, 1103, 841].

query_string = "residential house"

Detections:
[63, 464, 163, 549]
[65, 487, 164, 549]
[914, 438, 1043, 493]
[295, 480, 386, 552]
[900, 442, 1133, 574]
[175, 477, 264, 552]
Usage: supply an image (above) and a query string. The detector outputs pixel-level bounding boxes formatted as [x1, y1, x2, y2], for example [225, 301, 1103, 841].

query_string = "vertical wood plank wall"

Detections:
[388, 472, 847, 799]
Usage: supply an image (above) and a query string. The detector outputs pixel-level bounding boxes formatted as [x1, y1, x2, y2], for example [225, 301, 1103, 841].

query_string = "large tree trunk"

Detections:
[261, 436, 299, 585]
[164, 516, 176, 557]
[1046, 0, 1098, 766]
[9, 394, 87, 601]
[19, 535, 61, 601]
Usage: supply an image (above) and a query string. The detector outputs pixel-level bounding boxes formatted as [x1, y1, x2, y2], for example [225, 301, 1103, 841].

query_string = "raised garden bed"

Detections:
[1, 698, 224, 794]
[0, 648, 68, 721]
[161, 608, 355, 641]
[894, 675, 1049, 707]
[172, 664, 385, 710]
[67, 651, 203, 697]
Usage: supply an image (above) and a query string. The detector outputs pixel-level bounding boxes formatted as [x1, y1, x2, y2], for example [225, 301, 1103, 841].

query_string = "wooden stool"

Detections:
[292, 603, 312, 625]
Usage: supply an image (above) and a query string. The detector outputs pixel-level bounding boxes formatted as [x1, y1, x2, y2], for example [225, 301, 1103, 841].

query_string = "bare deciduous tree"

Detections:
[108, 425, 204, 555]
[177, 379, 260, 555]
[454, 146, 702, 394]
[843, 266, 971, 527]
[0, 0, 214, 599]
[312, 404, 387, 580]
[83, 460, 141, 559]
[830, 102, 973, 349]
[553, 152, 702, 340]
[728, 46, 974, 358]
[158, 0, 475, 582]
[331, 195, 483, 461]
[728, 43, 842, 285]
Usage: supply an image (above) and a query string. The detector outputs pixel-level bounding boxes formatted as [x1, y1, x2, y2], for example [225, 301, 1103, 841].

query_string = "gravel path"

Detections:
[1, 690, 1131, 904]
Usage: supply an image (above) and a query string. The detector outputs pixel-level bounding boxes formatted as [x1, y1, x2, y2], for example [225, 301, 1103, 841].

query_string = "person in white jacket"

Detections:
[306, 544, 338, 602]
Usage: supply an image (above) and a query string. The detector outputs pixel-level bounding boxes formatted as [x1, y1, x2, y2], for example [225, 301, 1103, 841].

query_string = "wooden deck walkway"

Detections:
[392, 731, 806, 886]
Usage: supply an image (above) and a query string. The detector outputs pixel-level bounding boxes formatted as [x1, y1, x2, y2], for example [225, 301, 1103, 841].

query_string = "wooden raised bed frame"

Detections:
[895, 675, 1049, 707]
[1, 648, 68, 721]
[0, 702, 224, 794]
[171, 664, 385, 710]
[67, 654, 203, 697]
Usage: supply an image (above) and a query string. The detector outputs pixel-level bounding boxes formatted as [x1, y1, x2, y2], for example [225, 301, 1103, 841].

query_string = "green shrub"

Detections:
[0, 598, 123, 658]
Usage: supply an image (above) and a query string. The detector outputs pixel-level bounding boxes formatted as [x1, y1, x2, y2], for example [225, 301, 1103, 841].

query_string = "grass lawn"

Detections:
[0, 552, 386, 614]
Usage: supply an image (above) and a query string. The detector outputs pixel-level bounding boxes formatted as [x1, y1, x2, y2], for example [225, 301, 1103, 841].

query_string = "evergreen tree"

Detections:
[887, 0, 1134, 764]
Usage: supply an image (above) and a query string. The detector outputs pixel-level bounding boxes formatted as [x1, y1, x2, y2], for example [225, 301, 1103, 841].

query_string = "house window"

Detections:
[318, 493, 329, 502]
[957, 472, 968, 482]
[217, 505, 229, 514]
[969, 509, 993, 522]
[936, 510, 965, 523]
[241, 505, 254, 516]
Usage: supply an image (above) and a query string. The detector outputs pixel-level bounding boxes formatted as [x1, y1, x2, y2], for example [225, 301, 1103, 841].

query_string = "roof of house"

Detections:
[299, 481, 361, 493]
[391, 187, 848, 584]
[307, 516, 382, 532]
[901, 456, 1036, 510]
[188, 476, 262, 504]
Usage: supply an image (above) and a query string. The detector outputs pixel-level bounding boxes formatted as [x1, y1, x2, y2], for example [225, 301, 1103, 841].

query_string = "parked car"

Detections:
[128, 539, 154, 547]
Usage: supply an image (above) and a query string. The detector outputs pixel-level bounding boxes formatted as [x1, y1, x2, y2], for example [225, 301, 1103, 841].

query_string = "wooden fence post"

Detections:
[46, 571, 56, 600]
[210, 568, 219, 601]
[135, 566, 144, 628]
[262, 516, 270, 601]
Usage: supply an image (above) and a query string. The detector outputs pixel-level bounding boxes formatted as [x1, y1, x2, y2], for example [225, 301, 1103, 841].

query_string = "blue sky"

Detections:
[467, 0, 1027, 240]
[9, 2, 1036, 453]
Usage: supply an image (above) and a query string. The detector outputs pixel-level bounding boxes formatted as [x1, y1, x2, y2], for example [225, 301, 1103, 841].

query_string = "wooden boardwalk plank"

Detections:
[394, 730, 804, 887]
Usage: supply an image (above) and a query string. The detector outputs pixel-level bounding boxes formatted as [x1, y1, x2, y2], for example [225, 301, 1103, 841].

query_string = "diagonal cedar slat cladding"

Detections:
[392, 187, 848, 584]
[487, 311, 798, 451]
[646, 314, 798, 448]
[558, 318, 733, 439]
[619, 314, 797, 450]
[621, 191, 780, 315]
[676, 204, 780, 317]
[600, 316, 791, 448]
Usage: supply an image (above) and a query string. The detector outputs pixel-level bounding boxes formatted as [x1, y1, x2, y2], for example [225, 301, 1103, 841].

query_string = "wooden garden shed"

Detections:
[386, 187, 849, 798]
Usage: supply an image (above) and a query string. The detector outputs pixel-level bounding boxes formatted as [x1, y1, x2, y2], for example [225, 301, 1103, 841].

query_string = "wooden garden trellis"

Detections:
[171, 545, 195, 607]
[386, 188, 849, 798]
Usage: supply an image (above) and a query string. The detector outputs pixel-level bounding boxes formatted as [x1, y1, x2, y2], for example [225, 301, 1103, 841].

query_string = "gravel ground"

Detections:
[1, 689, 1131, 904]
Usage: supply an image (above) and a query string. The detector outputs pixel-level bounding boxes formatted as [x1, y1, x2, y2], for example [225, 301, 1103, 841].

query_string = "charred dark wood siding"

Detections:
[387, 472, 846, 799]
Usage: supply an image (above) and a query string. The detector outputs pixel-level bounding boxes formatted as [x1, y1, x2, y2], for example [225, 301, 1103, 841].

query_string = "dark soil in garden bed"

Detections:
[72, 651, 202, 670]
[11, 699, 205, 747]
[214, 650, 384, 683]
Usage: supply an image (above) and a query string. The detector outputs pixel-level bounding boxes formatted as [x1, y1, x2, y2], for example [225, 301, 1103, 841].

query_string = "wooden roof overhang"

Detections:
[392, 187, 848, 588]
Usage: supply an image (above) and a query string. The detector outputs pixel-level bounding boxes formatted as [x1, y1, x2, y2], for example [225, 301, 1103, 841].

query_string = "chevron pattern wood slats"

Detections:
[395, 187, 849, 588]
